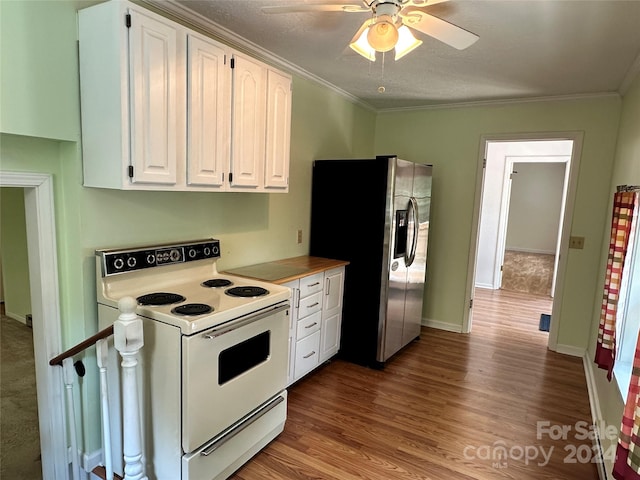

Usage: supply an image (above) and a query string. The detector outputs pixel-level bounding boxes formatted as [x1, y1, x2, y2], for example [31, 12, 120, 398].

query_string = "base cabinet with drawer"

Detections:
[284, 267, 344, 386]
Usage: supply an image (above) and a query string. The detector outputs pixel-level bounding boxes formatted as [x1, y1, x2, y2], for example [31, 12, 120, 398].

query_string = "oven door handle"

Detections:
[200, 394, 285, 456]
[202, 303, 289, 339]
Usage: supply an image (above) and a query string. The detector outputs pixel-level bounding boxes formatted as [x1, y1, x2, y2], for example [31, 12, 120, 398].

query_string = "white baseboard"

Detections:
[553, 344, 586, 357]
[582, 356, 609, 480]
[474, 283, 496, 290]
[83, 449, 103, 474]
[505, 247, 556, 255]
[422, 318, 464, 333]
[5, 311, 26, 324]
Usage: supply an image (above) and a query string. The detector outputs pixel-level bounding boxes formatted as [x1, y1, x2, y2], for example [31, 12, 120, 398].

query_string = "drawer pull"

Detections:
[303, 351, 316, 359]
[307, 302, 319, 308]
[307, 282, 320, 287]
[305, 322, 318, 329]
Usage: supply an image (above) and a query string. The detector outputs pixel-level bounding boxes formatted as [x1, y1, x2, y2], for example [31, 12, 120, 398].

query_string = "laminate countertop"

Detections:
[224, 256, 349, 285]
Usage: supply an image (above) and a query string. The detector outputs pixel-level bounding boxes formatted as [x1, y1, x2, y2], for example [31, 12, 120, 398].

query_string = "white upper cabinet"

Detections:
[264, 69, 292, 190]
[79, 1, 183, 190]
[128, 8, 179, 186]
[230, 53, 266, 189]
[78, 0, 291, 193]
[187, 33, 230, 189]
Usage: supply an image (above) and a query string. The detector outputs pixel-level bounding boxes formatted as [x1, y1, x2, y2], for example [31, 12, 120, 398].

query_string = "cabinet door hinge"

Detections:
[483, 158, 487, 168]
[125, 13, 131, 28]
[469, 298, 474, 309]
[229, 172, 233, 183]
[128, 165, 134, 178]
[230, 57, 235, 69]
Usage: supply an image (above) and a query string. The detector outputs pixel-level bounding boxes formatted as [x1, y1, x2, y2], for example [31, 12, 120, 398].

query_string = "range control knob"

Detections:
[169, 249, 181, 262]
[146, 254, 155, 265]
[188, 248, 197, 259]
[203, 247, 211, 256]
[127, 257, 137, 268]
[212, 245, 219, 255]
[113, 258, 125, 270]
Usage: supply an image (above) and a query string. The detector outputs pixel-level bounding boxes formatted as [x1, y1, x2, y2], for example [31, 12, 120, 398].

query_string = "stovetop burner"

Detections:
[171, 303, 213, 316]
[225, 286, 269, 298]
[202, 278, 233, 288]
[137, 292, 186, 306]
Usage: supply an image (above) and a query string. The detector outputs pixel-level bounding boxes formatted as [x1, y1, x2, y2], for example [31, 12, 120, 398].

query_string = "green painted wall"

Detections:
[0, 187, 32, 322]
[374, 97, 622, 351]
[588, 75, 640, 477]
[0, 0, 82, 141]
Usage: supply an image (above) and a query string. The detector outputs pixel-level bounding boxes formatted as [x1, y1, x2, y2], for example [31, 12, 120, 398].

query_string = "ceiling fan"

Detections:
[262, 0, 479, 61]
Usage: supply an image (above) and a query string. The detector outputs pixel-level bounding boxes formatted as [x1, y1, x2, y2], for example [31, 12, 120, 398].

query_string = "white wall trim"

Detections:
[583, 356, 610, 480]
[422, 318, 464, 333]
[505, 247, 556, 255]
[5, 311, 27, 324]
[553, 344, 586, 357]
[0, 172, 68, 480]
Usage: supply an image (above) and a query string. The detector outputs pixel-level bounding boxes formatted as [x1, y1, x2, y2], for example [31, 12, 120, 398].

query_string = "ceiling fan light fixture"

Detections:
[367, 15, 398, 52]
[394, 25, 422, 60]
[349, 26, 376, 61]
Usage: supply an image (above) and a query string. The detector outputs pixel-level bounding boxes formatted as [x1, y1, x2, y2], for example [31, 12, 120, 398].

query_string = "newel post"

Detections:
[114, 297, 148, 480]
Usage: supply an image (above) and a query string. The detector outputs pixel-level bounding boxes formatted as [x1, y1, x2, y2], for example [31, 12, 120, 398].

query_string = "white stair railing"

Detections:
[113, 297, 148, 480]
[96, 338, 113, 480]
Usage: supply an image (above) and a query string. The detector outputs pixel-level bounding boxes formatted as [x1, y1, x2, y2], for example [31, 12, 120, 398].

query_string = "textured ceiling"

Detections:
[156, 0, 640, 110]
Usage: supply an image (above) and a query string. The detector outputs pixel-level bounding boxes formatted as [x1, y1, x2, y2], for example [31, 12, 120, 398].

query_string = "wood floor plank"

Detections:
[229, 289, 599, 479]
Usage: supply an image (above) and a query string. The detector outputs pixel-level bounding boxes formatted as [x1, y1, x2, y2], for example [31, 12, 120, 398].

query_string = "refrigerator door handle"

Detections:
[405, 197, 419, 267]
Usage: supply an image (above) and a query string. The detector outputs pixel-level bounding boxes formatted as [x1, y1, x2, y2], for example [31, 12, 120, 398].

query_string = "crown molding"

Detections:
[376, 92, 622, 113]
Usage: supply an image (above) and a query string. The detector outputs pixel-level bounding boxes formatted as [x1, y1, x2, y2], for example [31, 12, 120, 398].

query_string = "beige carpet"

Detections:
[501, 250, 555, 296]
[1, 312, 42, 479]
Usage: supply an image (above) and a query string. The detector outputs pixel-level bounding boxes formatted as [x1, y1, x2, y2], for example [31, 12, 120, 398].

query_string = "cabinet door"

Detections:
[320, 312, 341, 363]
[128, 7, 178, 185]
[323, 268, 344, 316]
[264, 70, 291, 190]
[230, 54, 266, 188]
[320, 267, 344, 362]
[187, 34, 230, 188]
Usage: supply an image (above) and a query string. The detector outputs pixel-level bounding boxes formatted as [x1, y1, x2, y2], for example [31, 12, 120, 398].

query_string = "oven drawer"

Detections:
[294, 330, 320, 379]
[296, 311, 321, 340]
[298, 272, 324, 298]
[182, 303, 289, 453]
[182, 392, 287, 480]
[298, 291, 322, 319]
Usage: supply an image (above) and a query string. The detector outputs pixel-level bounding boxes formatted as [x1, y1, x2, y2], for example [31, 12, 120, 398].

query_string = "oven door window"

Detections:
[218, 331, 270, 385]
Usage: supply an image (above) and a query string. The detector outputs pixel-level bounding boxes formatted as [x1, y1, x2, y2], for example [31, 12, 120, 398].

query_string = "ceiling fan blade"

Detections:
[405, 0, 450, 6]
[401, 10, 478, 50]
[262, 4, 369, 14]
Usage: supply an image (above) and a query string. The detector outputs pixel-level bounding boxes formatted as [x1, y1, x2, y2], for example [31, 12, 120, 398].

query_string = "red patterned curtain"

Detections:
[595, 190, 638, 380]
[606, 189, 639, 480]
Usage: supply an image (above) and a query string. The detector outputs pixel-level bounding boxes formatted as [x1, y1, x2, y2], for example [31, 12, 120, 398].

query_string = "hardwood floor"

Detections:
[231, 289, 598, 480]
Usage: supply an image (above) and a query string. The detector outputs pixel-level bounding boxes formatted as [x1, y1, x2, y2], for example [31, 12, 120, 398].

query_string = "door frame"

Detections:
[463, 131, 584, 353]
[1, 172, 68, 479]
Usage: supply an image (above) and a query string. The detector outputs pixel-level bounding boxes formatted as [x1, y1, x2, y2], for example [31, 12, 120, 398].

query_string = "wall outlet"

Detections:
[296, 229, 302, 244]
[569, 236, 585, 249]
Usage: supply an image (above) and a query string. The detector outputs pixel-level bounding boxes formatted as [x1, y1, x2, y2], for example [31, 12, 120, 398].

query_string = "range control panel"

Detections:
[97, 239, 220, 277]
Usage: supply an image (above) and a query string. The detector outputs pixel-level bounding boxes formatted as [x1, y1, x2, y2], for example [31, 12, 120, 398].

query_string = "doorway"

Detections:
[0, 172, 68, 479]
[463, 133, 584, 353]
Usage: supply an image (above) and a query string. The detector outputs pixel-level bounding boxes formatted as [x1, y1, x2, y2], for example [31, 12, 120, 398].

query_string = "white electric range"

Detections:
[96, 239, 291, 480]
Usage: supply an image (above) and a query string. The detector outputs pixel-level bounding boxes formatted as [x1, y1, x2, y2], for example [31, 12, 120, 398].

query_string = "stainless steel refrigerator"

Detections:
[310, 155, 432, 368]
